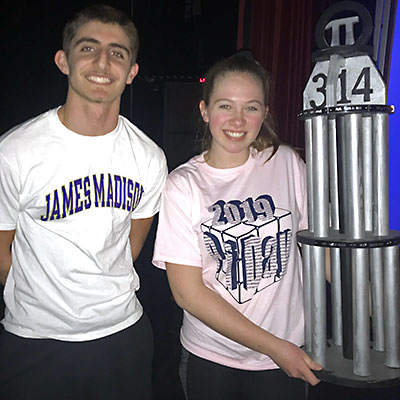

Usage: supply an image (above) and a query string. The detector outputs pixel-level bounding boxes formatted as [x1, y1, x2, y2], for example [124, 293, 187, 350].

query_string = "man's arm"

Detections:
[129, 217, 154, 262]
[0, 230, 15, 285]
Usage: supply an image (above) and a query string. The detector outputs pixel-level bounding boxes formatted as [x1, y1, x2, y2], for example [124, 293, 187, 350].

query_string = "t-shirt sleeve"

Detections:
[152, 171, 203, 269]
[131, 148, 168, 219]
[293, 152, 308, 231]
[0, 153, 19, 230]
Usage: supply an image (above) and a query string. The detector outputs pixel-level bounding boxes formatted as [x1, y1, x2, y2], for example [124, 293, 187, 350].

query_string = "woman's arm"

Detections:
[167, 262, 322, 386]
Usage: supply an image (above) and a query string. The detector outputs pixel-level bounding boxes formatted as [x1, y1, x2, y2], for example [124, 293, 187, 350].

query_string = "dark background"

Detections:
[1, 1, 400, 399]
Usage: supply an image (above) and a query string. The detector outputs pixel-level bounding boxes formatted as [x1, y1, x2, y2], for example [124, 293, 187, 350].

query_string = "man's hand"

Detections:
[129, 217, 154, 262]
[0, 230, 15, 285]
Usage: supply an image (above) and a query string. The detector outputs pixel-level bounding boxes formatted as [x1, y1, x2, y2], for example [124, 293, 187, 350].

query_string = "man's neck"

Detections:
[58, 97, 121, 136]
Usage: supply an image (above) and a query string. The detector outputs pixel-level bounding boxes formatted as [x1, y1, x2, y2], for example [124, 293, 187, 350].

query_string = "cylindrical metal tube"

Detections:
[305, 118, 314, 233]
[303, 244, 312, 353]
[372, 114, 389, 236]
[370, 248, 385, 351]
[345, 113, 365, 239]
[384, 245, 400, 368]
[311, 246, 326, 366]
[329, 117, 339, 230]
[337, 115, 353, 359]
[331, 247, 342, 346]
[312, 115, 329, 237]
[352, 248, 370, 376]
[328, 116, 342, 346]
[362, 116, 373, 232]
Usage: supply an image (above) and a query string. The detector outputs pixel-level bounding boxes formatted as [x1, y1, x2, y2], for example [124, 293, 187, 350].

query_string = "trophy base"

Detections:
[313, 340, 400, 388]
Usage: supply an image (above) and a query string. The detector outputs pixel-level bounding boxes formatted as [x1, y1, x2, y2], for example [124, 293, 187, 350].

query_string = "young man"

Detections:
[0, 5, 167, 399]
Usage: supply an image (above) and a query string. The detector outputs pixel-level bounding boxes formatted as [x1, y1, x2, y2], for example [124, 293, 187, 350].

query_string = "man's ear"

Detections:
[126, 63, 139, 84]
[199, 101, 209, 123]
[54, 50, 70, 76]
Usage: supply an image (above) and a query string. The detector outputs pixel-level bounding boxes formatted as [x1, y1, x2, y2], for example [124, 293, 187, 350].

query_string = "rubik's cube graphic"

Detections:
[202, 208, 292, 304]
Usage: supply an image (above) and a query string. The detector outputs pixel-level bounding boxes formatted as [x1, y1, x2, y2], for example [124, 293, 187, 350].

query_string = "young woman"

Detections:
[152, 53, 321, 400]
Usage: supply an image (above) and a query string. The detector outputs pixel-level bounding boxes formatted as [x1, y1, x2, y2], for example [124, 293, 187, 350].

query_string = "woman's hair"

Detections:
[196, 51, 281, 158]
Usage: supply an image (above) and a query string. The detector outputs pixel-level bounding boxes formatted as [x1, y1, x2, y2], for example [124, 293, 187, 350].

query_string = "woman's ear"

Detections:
[199, 101, 209, 123]
[264, 106, 269, 119]
[54, 50, 70, 76]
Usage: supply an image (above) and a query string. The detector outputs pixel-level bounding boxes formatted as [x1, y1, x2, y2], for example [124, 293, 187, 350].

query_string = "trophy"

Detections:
[297, 1, 400, 387]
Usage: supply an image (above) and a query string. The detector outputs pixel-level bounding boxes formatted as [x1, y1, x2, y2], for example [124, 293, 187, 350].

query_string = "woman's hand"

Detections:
[268, 338, 322, 386]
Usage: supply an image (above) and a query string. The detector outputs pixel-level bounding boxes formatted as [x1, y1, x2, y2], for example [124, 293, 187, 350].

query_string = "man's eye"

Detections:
[219, 104, 230, 110]
[81, 46, 93, 52]
[111, 51, 123, 58]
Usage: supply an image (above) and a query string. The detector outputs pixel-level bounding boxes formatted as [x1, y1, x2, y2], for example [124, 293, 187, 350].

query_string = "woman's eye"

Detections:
[219, 104, 231, 110]
[247, 106, 259, 111]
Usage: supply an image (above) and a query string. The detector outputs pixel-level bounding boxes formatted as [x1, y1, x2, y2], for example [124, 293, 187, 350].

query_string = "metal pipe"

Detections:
[384, 245, 400, 368]
[311, 246, 326, 366]
[345, 113, 365, 239]
[303, 244, 312, 353]
[305, 118, 314, 233]
[310, 115, 329, 366]
[373, 114, 389, 236]
[370, 248, 385, 351]
[352, 248, 370, 376]
[328, 116, 342, 345]
[337, 115, 353, 359]
[312, 115, 329, 237]
[331, 248, 342, 346]
[362, 116, 373, 232]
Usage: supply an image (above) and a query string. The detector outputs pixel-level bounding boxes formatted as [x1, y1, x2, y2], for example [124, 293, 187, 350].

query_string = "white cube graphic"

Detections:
[202, 208, 292, 303]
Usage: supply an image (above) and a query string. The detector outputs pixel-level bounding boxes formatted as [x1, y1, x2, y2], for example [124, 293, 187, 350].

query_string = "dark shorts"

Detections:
[180, 348, 306, 400]
[0, 314, 154, 400]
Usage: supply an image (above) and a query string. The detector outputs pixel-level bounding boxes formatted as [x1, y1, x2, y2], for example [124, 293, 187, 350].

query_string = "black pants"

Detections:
[181, 348, 306, 400]
[0, 314, 153, 400]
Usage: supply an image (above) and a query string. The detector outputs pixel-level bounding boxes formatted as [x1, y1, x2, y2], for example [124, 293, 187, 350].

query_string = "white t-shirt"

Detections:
[0, 108, 167, 341]
[153, 146, 307, 370]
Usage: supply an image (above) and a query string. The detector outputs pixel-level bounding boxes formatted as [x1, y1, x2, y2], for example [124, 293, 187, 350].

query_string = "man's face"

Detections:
[56, 21, 138, 105]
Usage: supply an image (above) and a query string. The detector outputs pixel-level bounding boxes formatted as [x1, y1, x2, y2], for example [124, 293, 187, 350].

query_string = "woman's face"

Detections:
[200, 72, 268, 168]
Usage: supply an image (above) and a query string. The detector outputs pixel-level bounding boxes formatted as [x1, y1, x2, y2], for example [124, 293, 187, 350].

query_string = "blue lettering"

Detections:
[93, 174, 105, 207]
[61, 182, 74, 218]
[74, 178, 83, 213]
[114, 175, 122, 208]
[106, 174, 113, 207]
[50, 190, 61, 220]
[40, 194, 51, 221]
[84, 176, 91, 209]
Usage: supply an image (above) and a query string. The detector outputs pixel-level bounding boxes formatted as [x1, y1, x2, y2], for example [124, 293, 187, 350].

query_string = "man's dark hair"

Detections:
[63, 4, 139, 64]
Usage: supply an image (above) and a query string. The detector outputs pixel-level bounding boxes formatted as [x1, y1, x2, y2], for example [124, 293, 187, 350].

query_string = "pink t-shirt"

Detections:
[153, 146, 307, 370]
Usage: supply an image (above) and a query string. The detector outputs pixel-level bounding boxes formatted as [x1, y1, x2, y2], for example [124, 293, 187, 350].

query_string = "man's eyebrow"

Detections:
[109, 42, 130, 55]
[74, 37, 130, 55]
[74, 37, 100, 47]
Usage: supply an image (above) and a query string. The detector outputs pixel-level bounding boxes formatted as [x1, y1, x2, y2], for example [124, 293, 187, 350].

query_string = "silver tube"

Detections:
[345, 114, 364, 239]
[303, 244, 312, 353]
[331, 247, 342, 345]
[328, 117, 342, 345]
[370, 248, 385, 351]
[329, 117, 339, 229]
[383, 245, 400, 367]
[311, 246, 326, 366]
[373, 114, 389, 236]
[305, 119, 314, 233]
[312, 115, 329, 237]
[362, 116, 373, 232]
[352, 248, 370, 376]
